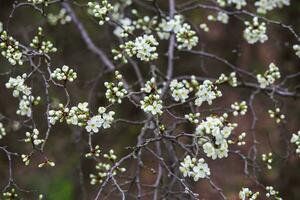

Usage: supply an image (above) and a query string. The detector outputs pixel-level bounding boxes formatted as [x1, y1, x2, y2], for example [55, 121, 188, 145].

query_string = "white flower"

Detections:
[157, 15, 183, 40]
[195, 80, 222, 106]
[216, 72, 238, 87]
[255, 0, 290, 14]
[133, 35, 158, 61]
[228, 0, 247, 9]
[51, 65, 77, 82]
[104, 71, 127, 104]
[170, 79, 191, 103]
[140, 78, 163, 115]
[231, 101, 248, 116]
[87, 1, 113, 25]
[24, 129, 44, 146]
[293, 44, 300, 58]
[177, 23, 199, 50]
[85, 107, 114, 133]
[48, 9, 71, 25]
[86, 115, 103, 133]
[179, 155, 210, 181]
[113, 34, 158, 62]
[113, 18, 134, 38]
[290, 131, 300, 157]
[6, 74, 31, 97]
[196, 115, 236, 159]
[257, 63, 280, 88]
[243, 17, 268, 44]
[102, 111, 115, 129]
[0, 122, 6, 140]
[192, 158, 210, 181]
[239, 188, 259, 200]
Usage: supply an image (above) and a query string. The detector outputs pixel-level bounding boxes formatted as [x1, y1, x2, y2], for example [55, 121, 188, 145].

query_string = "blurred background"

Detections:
[0, 0, 300, 199]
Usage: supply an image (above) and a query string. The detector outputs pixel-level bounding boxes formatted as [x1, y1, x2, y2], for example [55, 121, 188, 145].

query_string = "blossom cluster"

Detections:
[195, 80, 222, 106]
[0, 122, 6, 140]
[140, 78, 163, 115]
[216, 0, 247, 9]
[85, 145, 101, 158]
[24, 128, 44, 146]
[262, 152, 273, 170]
[268, 107, 285, 124]
[51, 65, 77, 82]
[243, 17, 268, 44]
[113, 18, 134, 38]
[3, 188, 19, 200]
[30, 27, 57, 54]
[104, 71, 127, 104]
[87, 1, 113, 25]
[113, 34, 158, 62]
[255, 0, 290, 14]
[208, 12, 229, 24]
[89, 149, 126, 185]
[6, 74, 40, 117]
[216, 72, 238, 87]
[157, 15, 198, 50]
[176, 23, 199, 50]
[257, 63, 280, 88]
[293, 44, 300, 58]
[179, 155, 210, 181]
[0, 31, 23, 65]
[290, 131, 300, 156]
[85, 107, 115, 133]
[237, 132, 246, 146]
[49, 102, 89, 126]
[48, 9, 71, 25]
[196, 114, 237, 159]
[231, 101, 248, 116]
[185, 112, 200, 124]
[239, 188, 259, 200]
[266, 186, 282, 199]
[169, 79, 191, 103]
[17, 95, 40, 117]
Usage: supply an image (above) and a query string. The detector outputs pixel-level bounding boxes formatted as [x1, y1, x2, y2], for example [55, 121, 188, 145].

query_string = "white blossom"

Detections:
[257, 63, 280, 88]
[104, 71, 127, 104]
[5, 74, 31, 97]
[231, 101, 248, 116]
[51, 65, 77, 82]
[48, 9, 71, 25]
[244, 17, 268, 44]
[87, 1, 113, 25]
[265, 186, 282, 199]
[0, 31, 23, 65]
[239, 188, 259, 200]
[179, 155, 210, 181]
[195, 80, 222, 106]
[113, 34, 158, 62]
[196, 115, 237, 159]
[262, 152, 273, 170]
[290, 130, 300, 157]
[228, 0, 247, 9]
[0, 122, 6, 140]
[268, 107, 285, 124]
[24, 128, 44, 146]
[293, 44, 300, 58]
[255, 0, 290, 14]
[169, 79, 191, 103]
[140, 78, 163, 115]
[30, 27, 57, 54]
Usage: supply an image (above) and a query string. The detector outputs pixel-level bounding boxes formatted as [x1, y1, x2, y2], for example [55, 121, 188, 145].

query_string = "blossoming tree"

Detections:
[0, 0, 299, 199]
